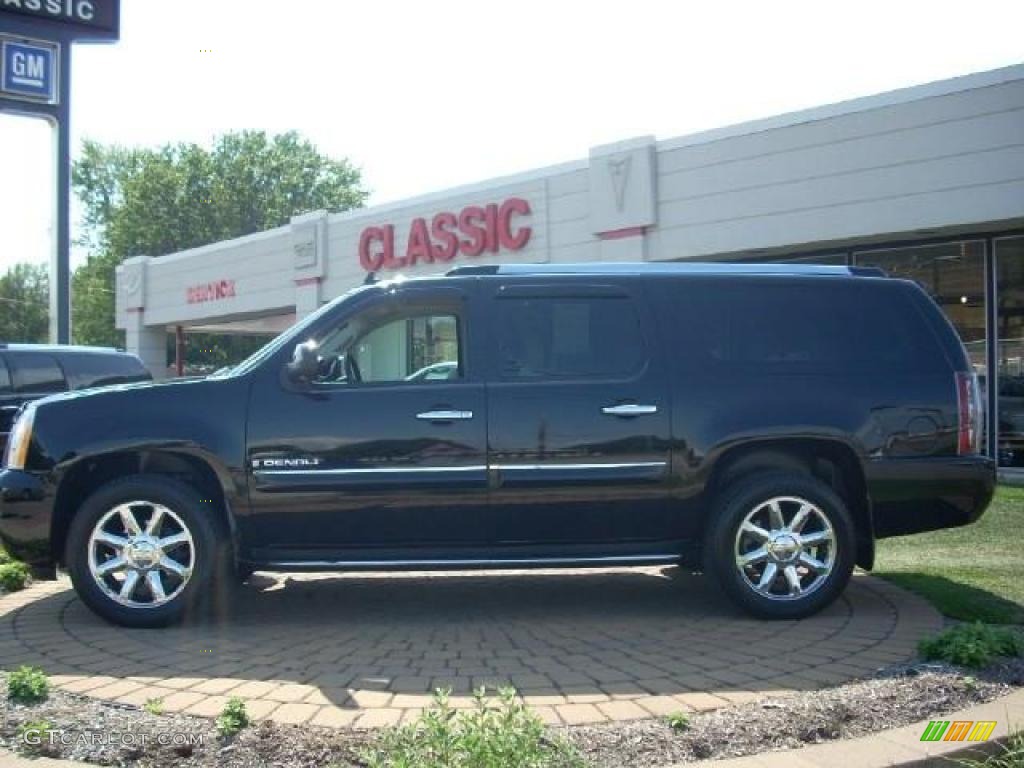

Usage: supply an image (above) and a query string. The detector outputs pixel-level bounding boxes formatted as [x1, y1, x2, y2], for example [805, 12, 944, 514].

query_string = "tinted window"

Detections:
[661, 279, 947, 374]
[494, 297, 645, 379]
[314, 303, 463, 385]
[0, 357, 10, 393]
[8, 352, 67, 394]
[61, 353, 151, 390]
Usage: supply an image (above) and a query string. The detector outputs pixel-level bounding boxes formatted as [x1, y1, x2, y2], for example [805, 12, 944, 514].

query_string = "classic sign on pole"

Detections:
[0, 0, 120, 344]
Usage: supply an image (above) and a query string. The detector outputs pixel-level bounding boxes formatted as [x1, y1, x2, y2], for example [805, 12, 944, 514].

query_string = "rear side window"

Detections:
[660, 279, 948, 374]
[7, 352, 67, 394]
[0, 357, 11, 393]
[494, 296, 645, 379]
[61, 354, 152, 390]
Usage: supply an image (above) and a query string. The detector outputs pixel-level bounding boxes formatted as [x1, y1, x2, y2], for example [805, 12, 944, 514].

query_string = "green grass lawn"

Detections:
[875, 485, 1024, 624]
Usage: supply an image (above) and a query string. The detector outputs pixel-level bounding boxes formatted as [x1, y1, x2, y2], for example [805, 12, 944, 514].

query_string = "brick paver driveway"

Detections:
[0, 568, 941, 728]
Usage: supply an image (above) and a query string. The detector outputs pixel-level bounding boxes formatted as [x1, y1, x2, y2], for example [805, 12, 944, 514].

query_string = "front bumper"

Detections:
[0, 468, 54, 568]
[866, 455, 997, 538]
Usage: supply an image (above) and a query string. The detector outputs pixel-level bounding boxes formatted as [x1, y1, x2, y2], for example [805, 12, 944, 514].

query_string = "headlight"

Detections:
[3, 406, 35, 470]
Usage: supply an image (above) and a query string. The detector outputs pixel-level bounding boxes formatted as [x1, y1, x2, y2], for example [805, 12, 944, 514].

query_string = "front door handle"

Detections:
[417, 410, 473, 421]
[602, 403, 658, 417]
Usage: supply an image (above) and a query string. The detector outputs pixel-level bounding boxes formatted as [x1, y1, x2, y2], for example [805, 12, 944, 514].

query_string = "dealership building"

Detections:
[115, 63, 1024, 470]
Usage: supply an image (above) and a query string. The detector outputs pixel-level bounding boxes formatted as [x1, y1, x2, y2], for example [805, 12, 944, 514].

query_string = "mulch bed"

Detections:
[0, 659, 1021, 767]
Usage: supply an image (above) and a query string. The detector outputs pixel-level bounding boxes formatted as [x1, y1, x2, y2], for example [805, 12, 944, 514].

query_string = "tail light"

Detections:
[955, 371, 982, 455]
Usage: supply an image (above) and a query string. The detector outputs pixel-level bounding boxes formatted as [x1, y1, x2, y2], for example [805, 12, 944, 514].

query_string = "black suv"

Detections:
[0, 264, 995, 627]
[0, 344, 151, 455]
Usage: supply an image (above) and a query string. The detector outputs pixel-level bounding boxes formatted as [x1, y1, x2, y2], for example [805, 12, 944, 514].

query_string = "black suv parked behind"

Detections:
[1, 344, 151, 455]
[0, 264, 995, 626]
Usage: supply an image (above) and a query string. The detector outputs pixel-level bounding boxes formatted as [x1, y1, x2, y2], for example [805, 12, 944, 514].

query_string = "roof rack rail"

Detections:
[446, 262, 887, 278]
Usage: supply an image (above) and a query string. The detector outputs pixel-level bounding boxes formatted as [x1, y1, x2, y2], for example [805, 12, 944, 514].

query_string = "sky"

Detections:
[1, 0, 1022, 275]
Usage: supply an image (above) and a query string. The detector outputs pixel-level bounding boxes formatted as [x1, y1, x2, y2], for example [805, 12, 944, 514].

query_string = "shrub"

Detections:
[143, 696, 164, 715]
[17, 719, 54, 755]
[7, 666, 49, 704]
[363, 687, 583, 768]
[0, 546, 11, 564]
[216, 697, 250, 737]
[919, 622, 1024, 668]
[666, 711, 691, 732]
[0, 560, 30, 592]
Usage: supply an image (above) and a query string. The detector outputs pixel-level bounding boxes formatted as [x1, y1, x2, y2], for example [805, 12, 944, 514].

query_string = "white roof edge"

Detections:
[155, 223, 292, 264]
[657, 62, 1024, 153]
[328, 156, 589, 225]
[152, 63, 1024, 259]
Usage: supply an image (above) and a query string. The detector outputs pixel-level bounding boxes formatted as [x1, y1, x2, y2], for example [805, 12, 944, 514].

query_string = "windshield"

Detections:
[218, 284, 376, 378]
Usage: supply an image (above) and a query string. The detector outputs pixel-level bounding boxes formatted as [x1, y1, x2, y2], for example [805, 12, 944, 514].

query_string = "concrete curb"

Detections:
[681, 687, 1024, 768]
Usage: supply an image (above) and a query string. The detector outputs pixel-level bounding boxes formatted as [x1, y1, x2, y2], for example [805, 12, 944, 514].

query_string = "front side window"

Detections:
[8, 353, 66, 394]
[494, 297, 645, 380]
[313, 306, 462, 385]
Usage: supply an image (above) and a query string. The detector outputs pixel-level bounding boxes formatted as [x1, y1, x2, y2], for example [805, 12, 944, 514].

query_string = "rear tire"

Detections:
[66, 475, 232, 628]
[704, 471, 855, 619]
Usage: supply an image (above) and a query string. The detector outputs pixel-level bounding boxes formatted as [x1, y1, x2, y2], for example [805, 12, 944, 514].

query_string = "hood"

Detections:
[31, 375, 225, 408]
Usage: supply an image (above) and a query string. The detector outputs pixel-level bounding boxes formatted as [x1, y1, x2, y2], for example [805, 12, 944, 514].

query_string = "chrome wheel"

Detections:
[733, 496, 837, 601]
[87, 501, 195, 609]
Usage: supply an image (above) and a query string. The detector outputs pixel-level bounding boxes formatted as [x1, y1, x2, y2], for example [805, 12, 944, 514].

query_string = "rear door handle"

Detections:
[602, 404, 658, 416]
[417, 410, 473, 421]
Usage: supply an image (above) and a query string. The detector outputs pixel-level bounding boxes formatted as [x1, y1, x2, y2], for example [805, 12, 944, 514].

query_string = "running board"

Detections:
[258, 553, 682, 571]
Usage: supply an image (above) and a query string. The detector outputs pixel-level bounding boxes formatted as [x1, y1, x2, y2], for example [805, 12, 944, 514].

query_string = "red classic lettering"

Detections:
[483, 203, 499, 253]
[498, 198, 531, 249]
[358, 198, 533, 272]
[405, 218, 433, 265]
[430, 212, 459, 261]
[458, 205, 487, 258]
[359, 226, 387, 272]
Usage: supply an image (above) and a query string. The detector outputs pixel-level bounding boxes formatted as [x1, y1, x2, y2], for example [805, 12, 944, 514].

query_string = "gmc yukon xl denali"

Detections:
[0, 264, 995, 627]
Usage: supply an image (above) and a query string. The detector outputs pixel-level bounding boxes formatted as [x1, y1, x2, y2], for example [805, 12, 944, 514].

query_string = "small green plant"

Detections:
[956, 727, 1024, 767]
[143, 696, 164, 715]
[216, 696, 250, 737]
[363, 686, 583, 768]
[17, 719, 54, 755]
[0, 546, 11, 564]
[665, 710, 691, 732]
[0, 560, 30, 592]
[7, 665, 49, 704]
[919, 622, 1024, 669]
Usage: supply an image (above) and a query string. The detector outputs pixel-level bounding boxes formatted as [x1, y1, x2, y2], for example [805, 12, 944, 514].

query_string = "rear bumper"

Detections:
[865, 455, 997, 538]
[0, 468, 55, 568]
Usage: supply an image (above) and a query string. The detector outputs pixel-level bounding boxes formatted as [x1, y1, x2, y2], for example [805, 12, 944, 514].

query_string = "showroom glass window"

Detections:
[996, 236, 1024, 468]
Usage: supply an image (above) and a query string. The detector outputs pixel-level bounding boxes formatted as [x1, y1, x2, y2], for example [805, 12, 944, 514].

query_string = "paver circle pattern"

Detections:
[0, 568, 942, 728]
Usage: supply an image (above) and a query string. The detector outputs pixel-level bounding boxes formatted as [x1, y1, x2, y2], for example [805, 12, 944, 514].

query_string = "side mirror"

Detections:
[286, 340, 320, 383]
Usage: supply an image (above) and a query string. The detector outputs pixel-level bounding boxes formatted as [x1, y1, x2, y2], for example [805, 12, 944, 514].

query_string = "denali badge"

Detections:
[251, 457, 323, 469]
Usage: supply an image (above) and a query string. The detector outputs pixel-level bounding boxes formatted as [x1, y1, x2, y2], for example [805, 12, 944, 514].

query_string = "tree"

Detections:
[0, 263, 49, 343]
[71, 130, 368, 359]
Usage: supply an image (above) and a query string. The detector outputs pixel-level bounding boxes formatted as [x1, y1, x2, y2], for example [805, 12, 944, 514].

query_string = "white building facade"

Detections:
[115, 64, 1024, 470]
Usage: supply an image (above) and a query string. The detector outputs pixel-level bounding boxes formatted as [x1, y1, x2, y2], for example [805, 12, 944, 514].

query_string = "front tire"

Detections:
[66, 475, 230, 628]
[704, 471, 855, 619]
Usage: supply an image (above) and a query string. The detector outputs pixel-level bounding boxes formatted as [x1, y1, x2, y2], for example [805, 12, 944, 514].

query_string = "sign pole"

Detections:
[51, 42, 70, 343]
[0, 1, 120, 346]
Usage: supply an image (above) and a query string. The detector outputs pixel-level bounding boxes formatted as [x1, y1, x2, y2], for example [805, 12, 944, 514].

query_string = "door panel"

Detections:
[485, 281, 674, 546]
[243, 286, 489, 558]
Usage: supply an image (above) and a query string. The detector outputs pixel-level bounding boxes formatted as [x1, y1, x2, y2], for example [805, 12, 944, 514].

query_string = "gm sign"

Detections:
[1, 40, 57, 102]
[0, 0, 120, 41]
